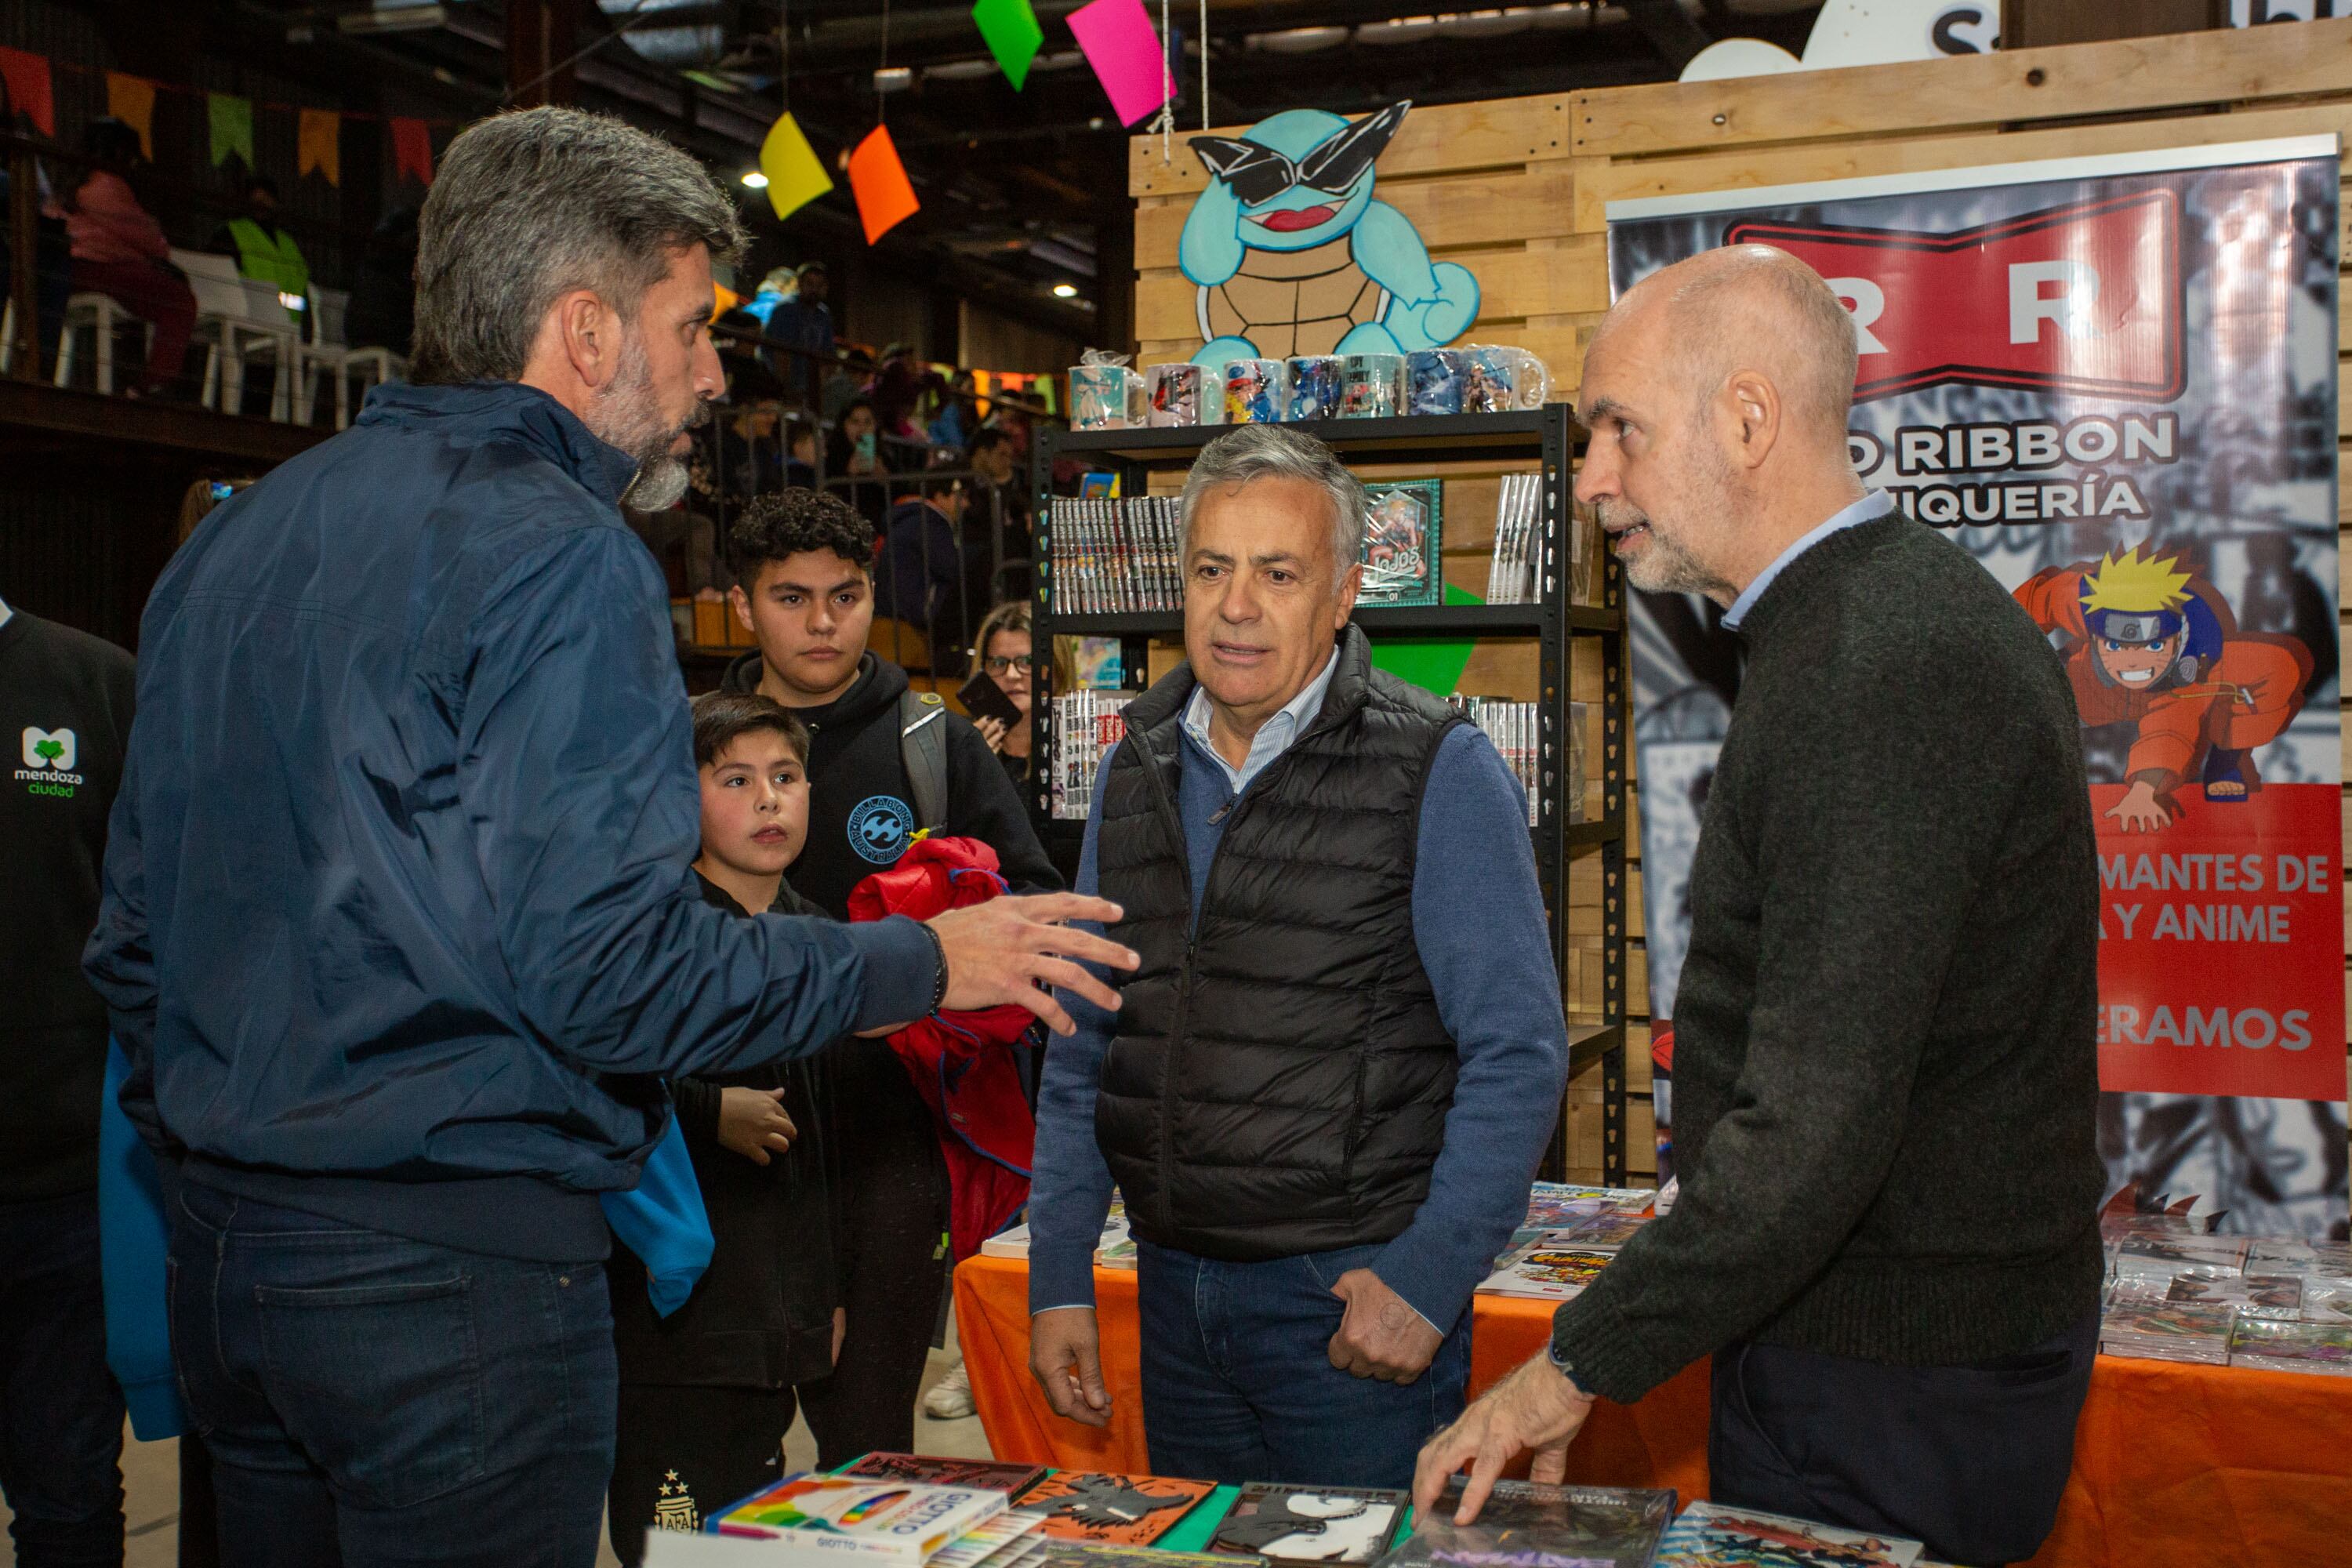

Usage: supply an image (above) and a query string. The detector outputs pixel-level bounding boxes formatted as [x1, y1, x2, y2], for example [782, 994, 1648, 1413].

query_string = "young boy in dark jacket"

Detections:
[720, 490, 1060, 1460]
[608, 691, 844, 1565]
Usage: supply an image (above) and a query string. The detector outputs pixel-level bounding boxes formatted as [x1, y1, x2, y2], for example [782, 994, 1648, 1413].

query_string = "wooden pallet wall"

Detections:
[1129, 18, 2352, 1174]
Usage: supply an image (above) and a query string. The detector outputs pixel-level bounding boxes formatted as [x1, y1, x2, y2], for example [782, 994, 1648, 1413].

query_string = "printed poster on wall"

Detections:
[1608, 137, 2348, 1238]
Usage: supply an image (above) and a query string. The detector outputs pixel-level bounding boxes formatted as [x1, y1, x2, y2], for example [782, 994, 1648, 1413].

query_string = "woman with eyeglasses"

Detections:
[969, 600, 1036, 786]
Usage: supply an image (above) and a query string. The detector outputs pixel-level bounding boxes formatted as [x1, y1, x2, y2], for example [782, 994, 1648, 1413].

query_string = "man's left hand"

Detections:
[1412, 1352, 1598, 1523]
[1327, 1269, 1443, 1384]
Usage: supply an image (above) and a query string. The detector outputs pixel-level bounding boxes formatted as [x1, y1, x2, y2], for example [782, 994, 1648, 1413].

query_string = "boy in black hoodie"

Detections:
[721, 490, 1059, 1461]
[608, 691, 843, 1564]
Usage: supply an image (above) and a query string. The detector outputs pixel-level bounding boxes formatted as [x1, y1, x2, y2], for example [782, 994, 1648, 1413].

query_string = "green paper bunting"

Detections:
[208, 93, 253, 169]
[972, 0, 1044, 90]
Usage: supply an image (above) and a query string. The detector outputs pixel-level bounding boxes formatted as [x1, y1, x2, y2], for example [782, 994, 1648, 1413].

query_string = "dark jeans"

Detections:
[1708, 1312, 2100, 1567]
[1136, 1239, 1472, 1490]
[0, 1192, 127, 1568]
[169, 1179, 616, 1568]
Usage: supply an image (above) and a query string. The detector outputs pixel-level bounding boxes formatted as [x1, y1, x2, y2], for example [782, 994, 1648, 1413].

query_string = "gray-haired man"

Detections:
[1025, 424, 1570, 1486]
[84, 107, 1133, 1564]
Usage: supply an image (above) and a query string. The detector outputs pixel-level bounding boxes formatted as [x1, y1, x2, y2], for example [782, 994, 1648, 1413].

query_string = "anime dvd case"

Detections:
[1475, 1244, 1616, 1301]
[2097, 1299, 2234, 1364]
[2227, 1316, 2352, 1376]
[840, 1455, 1049, 1499]
[1653, 1501, 1922, 1567]
[1359, 480, 1443, 606]
[1378, 1479, 1675, 1568]
[1010, 1472, 1217, 1544]
[1207, 1484, 1407, 1564]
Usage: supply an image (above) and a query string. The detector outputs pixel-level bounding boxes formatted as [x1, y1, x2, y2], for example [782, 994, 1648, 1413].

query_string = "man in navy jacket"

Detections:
[82, 107, 1130, 1567]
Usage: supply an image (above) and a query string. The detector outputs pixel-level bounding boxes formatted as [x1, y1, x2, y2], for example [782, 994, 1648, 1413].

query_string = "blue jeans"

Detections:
[0, 1192, 126, 1567]
[1136, 1240, 1472, 1490]
[169, 1180, 616, 1567]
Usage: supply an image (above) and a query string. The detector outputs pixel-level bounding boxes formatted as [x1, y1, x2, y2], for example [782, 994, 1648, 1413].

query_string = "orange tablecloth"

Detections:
[953, 1254, 2352, 1568]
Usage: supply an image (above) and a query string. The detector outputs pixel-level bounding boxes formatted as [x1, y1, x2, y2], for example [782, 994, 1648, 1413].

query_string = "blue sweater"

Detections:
[1029, 720, 1568, 1334]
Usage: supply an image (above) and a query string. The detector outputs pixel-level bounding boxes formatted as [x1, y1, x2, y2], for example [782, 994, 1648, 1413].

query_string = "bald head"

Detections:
[1573, 244, 1868, 606]
[1604, 244, 1859, 444]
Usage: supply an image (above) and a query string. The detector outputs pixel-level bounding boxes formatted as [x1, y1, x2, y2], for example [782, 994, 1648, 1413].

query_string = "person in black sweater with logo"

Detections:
[720, 489, 1060, 1461]
[0, 594, 136, 1563]
[1417, 247, 2103, 1568]
[608, 691, 847, 1563]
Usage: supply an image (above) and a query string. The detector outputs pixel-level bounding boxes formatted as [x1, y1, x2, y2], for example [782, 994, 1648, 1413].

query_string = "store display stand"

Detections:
[1029, 408, 1634, 1183]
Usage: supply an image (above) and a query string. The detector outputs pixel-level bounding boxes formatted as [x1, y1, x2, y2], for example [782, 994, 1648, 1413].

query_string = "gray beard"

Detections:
[622, 456, 690, 512]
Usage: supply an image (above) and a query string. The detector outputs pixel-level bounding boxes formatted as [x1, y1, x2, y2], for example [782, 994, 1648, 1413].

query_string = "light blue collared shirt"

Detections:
[1181, 644, 1341, 794]
[1721, 489, 1895, 631]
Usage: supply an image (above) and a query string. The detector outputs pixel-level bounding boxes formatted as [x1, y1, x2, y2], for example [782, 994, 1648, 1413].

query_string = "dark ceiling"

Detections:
[245, 0, 1823, 343]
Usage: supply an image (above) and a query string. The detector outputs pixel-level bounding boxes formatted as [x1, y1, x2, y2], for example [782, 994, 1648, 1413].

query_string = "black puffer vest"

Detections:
[1094, 626, 1463, 1260]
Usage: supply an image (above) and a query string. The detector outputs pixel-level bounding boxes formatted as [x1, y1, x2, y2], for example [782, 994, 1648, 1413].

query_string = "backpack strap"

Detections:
[899, 688, 949, 833]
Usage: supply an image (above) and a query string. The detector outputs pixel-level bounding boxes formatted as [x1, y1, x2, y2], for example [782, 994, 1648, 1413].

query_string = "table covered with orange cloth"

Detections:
[953, 1254, 2352, 1568]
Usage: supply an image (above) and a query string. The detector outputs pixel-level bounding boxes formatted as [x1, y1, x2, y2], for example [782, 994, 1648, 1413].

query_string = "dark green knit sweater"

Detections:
[1551, 514, 2105, 1404]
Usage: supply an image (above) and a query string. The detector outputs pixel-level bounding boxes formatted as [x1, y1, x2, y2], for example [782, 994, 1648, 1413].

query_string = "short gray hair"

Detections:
[1178, 423, 1365, 588]
[411, 107, 747, 384]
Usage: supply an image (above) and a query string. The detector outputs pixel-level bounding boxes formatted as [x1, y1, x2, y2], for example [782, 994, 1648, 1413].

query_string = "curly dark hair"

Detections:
[730, 487, 877, 572]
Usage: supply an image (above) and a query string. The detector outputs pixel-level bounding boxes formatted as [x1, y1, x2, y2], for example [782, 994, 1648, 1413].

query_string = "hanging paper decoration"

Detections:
[106, 72, 157, 161]
[207, 93, 252, 169]
[0, 46, 56, 137]
[298, 107, 341, 187]
[1066, 0, 1173, 127]
[971, 0, 1044, 91]
[758, 111, 833, 221]
[846, 125, 919, 245]
[391, 117, 434, 184]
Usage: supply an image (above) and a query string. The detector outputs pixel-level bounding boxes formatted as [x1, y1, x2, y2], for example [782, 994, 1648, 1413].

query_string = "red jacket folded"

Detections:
[848, 836, 1037, 1261]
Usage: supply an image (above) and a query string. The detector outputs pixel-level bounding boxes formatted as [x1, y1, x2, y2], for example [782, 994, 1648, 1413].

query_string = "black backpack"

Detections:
[897, 688, 948, 833]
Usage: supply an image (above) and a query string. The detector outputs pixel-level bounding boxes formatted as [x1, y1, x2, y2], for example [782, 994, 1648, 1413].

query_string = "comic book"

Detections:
[2226, 1316, 2352, 1376]
[2107, 1235, 2247, 1283]
[840, 1455, 1049, 1498]
[1653, 1502, 1922, 1567]
[1376, 1478, 1675, 1568]
[1207, 1484, 1408, 1563]
[993, 1542, 1236, 1568]
[2245, 1239, 2352, 1282]
[2164, 1269, 2304, 1318]
[1475, 1245, 1616, 1301]
[707, 1475, 1008, 1566]
[1009, 1472, 1217, 1544]
[1551, 1211, 1650, 1253]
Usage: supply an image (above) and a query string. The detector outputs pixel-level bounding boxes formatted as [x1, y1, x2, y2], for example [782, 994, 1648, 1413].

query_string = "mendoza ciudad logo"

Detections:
[19, 727, 82, 797]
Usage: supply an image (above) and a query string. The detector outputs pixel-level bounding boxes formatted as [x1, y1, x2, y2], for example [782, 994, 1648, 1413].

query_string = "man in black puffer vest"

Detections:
[1416, 247, 2103, 1568]
[1027, 426, 1570, 1488]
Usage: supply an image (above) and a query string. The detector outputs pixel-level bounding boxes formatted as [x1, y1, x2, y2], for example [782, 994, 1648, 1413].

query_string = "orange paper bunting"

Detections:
[847, 125, 920, 245]
[106, 71, 156, 161]
[298, 107, 341, 187]
[390, 116, 434, 185]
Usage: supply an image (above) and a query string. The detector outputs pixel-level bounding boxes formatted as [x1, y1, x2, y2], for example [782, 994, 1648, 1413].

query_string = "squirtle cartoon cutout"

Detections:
[1180, 101, 1479, 368]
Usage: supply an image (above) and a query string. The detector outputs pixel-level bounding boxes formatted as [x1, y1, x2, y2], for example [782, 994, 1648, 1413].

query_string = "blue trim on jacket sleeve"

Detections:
[600, 1109, 713, 1319]
[1025, 764, 1120, 1315]
[99, 1038, 183, 1441]
[1369, 725, 1571, 1334]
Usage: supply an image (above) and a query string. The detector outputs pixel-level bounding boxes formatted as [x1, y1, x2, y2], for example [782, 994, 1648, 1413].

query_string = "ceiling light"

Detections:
[875, 66, 914, 93]
[1052, 283, 1079, 299]
[339, 2, 446, 34]
[741, 169, 769, 188]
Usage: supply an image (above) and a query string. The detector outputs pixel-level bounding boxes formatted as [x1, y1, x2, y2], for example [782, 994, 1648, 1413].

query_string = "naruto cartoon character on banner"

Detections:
[1607, 136, 2347, 1237]
[1180, 102, 1480, 367]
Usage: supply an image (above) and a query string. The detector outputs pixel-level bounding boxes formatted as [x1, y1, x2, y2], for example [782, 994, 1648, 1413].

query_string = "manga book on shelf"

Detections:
[1359, 481, 1443, 606]
[1207, 1484, 1407, 1563]
[1377, 1478, 1675, 1568]
[1653, 1501, 1922, 1567]
[1010, 1472, 1216, 1544]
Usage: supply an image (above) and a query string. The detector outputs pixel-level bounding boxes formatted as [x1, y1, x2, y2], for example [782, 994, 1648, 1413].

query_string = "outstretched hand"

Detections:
[1412, 1350, 1597, 1525]
[927, 892, 1137, 1036]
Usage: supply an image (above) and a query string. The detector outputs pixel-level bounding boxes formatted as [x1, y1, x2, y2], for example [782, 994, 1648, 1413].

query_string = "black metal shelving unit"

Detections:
[1029, 408, 1634, 1184]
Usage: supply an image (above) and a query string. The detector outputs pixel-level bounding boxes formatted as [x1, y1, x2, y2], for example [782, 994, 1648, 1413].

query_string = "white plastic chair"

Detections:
[53, 292, 152, 394]
[176, 249, 249, 412]
[302, 284, 404, 429]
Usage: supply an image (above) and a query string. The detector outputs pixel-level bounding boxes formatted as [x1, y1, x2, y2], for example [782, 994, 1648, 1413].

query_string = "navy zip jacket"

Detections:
[82, 381, 938, 1262]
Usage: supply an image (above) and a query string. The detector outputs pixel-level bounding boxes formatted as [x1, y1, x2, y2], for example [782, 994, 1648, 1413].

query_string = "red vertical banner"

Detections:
[390, 117, 434, 185]
[1610, 139, 2347, 1234]
[0, 46, 55, 137]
